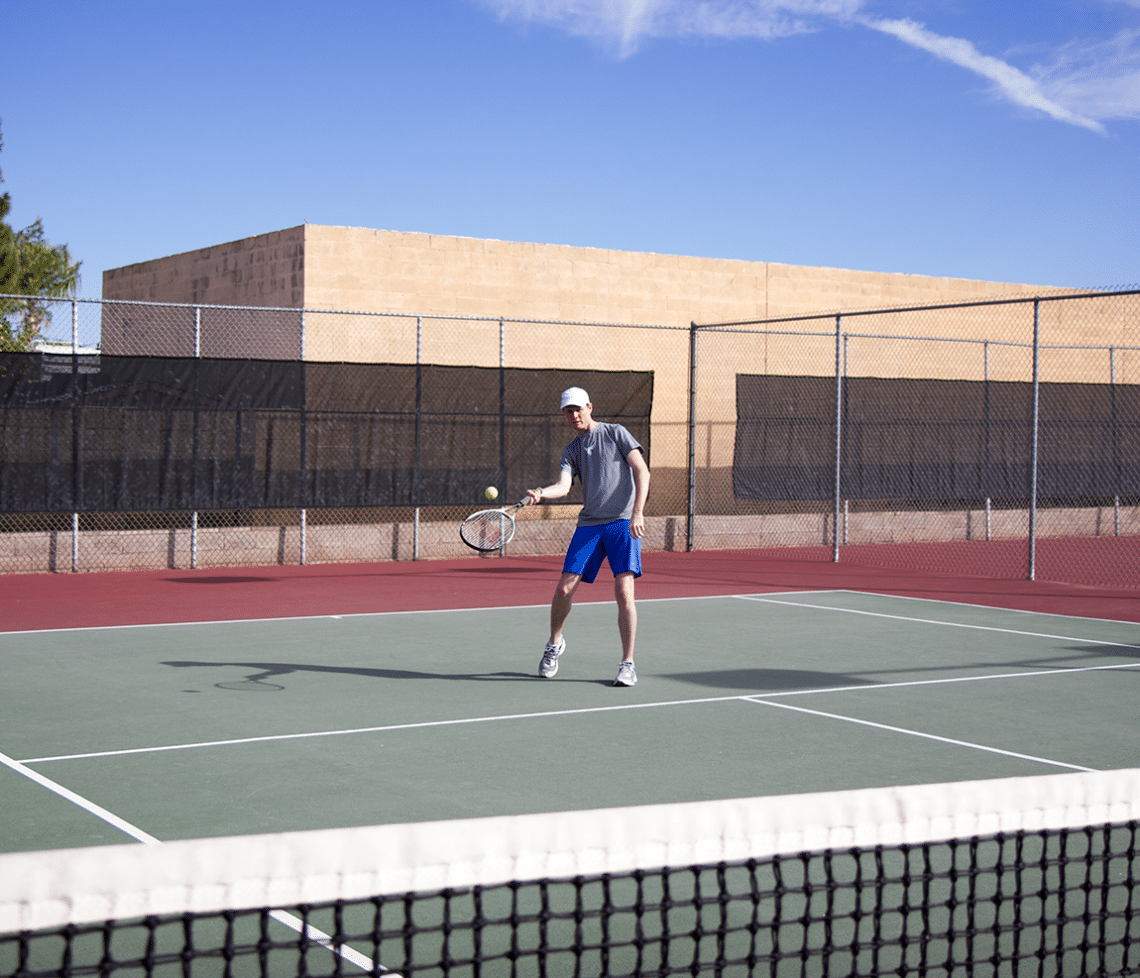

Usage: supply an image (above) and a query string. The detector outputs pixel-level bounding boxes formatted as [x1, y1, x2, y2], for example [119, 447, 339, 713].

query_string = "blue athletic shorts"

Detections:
[562, 520, 642, 584]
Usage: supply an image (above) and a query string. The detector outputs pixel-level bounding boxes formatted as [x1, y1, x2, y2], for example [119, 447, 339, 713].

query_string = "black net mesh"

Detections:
[2, 783, 1138, 977]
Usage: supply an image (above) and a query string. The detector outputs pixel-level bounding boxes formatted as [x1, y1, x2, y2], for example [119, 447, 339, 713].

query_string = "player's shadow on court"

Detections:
[663, 669, 876, 692]
[162, 660, 585, 688]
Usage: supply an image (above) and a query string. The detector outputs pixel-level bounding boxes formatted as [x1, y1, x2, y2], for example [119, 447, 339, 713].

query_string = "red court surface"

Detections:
[3, 548, 1138, 632]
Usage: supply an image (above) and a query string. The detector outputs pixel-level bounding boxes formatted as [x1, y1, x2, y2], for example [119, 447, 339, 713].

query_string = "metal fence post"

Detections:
[413, 316, 423, 560]
[1110, 346, 1120, 536]
[687, 322, 698, 552]
[299, 309, 307, 566]
[1028, 300, 1041, 580]
[498, 317, 507, 557]
[191, 306, 200, 570]
[983, 340, 992, 540]
[71, 299, 80, 573]
[833, 315, 843, 563]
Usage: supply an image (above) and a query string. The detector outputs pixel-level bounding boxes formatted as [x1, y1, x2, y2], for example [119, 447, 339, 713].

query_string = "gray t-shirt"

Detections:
[559, 422, 644, 526]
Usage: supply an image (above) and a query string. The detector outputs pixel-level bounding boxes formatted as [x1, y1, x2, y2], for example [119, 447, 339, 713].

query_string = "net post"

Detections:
[833, 315, 843, 563]
[687, 321, 698, 552]
[71, 512, 79, 573]
[191, 511, 198, 570]
[1028, 299, 1041, 581]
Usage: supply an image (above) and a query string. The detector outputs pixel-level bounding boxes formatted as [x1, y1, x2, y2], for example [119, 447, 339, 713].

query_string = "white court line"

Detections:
[21, 659, 1140, 765]
[0, 749, 376, 972]
[3, 585, 1135, 639]
[733, 660, 1140, 700]
[742, 699, 1097, 773]
[0, 589, 819, 637]
[835, 589, 1140, 626]
[19, 696, 749, 763]
[733, 595, 1140, 650]
[1, 750, 163, 843]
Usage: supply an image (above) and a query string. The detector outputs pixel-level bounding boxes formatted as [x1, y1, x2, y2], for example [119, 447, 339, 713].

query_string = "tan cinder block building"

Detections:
[103, 224, 1048, 327]
[102, 224, 1081, 519]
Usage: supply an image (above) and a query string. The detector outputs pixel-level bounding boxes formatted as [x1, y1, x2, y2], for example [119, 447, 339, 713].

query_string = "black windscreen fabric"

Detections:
[735, 374, 1140, 502]
[0, 354, 652, 513]
[733, 376, 837, 500]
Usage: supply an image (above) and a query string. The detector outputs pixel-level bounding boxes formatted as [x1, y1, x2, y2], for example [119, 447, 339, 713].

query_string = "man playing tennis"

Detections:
[523, 387, 650, 686]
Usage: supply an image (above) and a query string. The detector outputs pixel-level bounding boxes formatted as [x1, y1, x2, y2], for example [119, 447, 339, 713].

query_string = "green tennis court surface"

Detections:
[4, 590, 1137, 856]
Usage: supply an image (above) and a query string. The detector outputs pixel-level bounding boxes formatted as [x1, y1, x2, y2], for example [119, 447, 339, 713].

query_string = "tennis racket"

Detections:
[459, 499, 528, 552]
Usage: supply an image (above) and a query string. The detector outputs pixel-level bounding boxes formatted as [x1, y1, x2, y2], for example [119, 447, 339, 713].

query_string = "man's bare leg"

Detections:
[549, 571, 581, 646]
[615, 571, 636, 663]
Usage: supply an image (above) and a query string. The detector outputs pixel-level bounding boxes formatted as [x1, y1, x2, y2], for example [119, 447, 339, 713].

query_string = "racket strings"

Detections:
[462, 511, 512, 550]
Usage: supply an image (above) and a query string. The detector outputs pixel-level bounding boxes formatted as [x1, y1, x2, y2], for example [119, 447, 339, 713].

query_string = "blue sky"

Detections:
[3, 0, 1138, 297]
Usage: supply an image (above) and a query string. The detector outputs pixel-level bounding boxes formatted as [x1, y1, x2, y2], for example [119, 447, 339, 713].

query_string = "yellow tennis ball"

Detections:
[484, 486, 499, 501]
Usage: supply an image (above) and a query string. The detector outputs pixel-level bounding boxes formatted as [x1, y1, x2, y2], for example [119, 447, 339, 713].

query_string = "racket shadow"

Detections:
[163, 660, 592, 686]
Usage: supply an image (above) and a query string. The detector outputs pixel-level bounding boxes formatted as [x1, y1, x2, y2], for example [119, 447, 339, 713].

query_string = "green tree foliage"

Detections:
[0, 121, 82, 351]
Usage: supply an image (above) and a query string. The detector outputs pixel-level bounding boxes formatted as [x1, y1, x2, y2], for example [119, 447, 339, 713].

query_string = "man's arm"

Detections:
[627, 448, 650, 539]
[525, 469, 573, 505]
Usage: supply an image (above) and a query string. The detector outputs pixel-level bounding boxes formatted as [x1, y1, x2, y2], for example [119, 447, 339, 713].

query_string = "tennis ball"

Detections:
[484, 486, 499, 501]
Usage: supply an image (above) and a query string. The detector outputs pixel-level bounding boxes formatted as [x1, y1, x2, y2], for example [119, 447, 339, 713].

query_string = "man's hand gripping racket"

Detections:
[459, 498, 529, 552]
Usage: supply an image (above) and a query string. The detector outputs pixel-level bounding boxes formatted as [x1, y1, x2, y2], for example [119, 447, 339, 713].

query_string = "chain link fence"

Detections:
[1, 289, 1137, 588]
[692, 288, 1140, 589]
[0, 296, 688, 574]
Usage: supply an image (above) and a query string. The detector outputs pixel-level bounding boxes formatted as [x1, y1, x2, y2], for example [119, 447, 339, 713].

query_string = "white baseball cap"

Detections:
[560, 387, 590, 409]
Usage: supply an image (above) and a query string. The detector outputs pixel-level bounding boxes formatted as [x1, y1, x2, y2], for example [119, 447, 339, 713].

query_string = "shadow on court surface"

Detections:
[162, 660, 612, 687]
[661, 668, 877, 691]
[2, 589, 1138, 855]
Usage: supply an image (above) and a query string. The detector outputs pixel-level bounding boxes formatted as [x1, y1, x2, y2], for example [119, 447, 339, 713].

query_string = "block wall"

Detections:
[103, 228, 306, 307]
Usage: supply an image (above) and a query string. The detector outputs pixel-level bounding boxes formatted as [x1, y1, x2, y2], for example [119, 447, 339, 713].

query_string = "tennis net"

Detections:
[2, 768, 1138, 977]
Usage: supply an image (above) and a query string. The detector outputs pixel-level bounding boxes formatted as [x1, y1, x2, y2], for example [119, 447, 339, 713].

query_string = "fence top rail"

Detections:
[0, 294, 684, 332]
[688, 325, 837, 339]
[847, 333, 1140, 351]
[695, 327, 1140, 353]
[694, 287, 1140, 329]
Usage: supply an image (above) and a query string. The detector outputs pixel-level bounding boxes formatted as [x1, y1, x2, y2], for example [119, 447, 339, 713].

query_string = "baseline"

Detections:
[734, 594, 1140, 650]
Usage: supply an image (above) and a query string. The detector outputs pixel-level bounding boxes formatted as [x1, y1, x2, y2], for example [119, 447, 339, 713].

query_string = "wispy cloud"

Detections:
[478, 0, 863, 57]
[477, 0, 1138, 133]
[863, 17, 1107, 134]
[1034, 28, 1140, 123]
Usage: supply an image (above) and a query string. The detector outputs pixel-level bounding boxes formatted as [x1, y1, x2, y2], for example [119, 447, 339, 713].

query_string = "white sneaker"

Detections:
[539, 639, 565, 678]
[613, 661, 637, 686]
